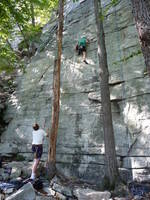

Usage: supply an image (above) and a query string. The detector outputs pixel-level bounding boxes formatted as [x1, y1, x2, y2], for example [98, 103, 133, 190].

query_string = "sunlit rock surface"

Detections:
[1, 0, 150, 184]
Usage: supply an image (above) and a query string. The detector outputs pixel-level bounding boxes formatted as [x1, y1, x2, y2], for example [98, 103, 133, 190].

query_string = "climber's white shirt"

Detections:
[32, 129, 46, 145]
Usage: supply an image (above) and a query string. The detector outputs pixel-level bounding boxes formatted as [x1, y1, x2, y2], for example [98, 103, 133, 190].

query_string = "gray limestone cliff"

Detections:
[1, 0, 150, 185]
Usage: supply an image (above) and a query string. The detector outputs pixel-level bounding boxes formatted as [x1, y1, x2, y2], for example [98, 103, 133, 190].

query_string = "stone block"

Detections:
[119, 168, 132, 183]
[1, 0, 149, 187]
[52, 183, 72, 197]
[5, 183, 36, 200]
[0, 143, 18, 155]
[36, 196, 55, 200]
[73, 188, 111, 200]
[55, 192, 67, 200]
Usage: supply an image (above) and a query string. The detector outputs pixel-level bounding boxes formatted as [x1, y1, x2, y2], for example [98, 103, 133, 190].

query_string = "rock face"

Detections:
[74, 188, 111, 200]
[1, 0, 150, 185]
[5, 183, 36, 200]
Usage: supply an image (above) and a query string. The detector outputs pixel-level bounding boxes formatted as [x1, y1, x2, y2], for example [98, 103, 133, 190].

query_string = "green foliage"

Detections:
[0, 42, 18, 73]
[24, 25, 42, 42]
[18, 25, 42, 51]
[73, 0, 119, 19]
[0, 0, 58, 74]
[112, 50, 142, 65]
[15, 154, 25, 161]
[33, 0, 58, 26]
[103, 0, 119, 17]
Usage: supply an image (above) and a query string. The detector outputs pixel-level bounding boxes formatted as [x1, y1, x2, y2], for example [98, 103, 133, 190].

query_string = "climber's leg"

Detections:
[83, 49, 88, 64]
[31, 158, 40, 179]
[83, 51, 86, 61]
[30, 144, 43, 179]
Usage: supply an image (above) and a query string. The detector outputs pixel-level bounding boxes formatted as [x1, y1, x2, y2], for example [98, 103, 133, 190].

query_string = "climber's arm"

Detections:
[86, 38, 90, 44]
[46, 128, 49, 137]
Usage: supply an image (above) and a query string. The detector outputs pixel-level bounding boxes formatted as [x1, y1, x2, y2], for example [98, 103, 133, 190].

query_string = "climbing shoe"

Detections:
[83, 60, 88, 64]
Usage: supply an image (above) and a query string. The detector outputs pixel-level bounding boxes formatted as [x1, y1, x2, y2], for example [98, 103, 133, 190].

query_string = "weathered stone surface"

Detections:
[50, 175, 62, 187]
[52, 183, 72, 197]
[55, 192, 67, 200]
[4, 161, 32, 179]
[0, 168, 10, 181]
[0, 143, 18, 156]
[43, 187, 56, 197]
[73, 188, 111, 200]
[0, 161, 32, 181]
[119, 168, 132, 184]
[5, 183, 36, 200]
[3, 188, 14, 194]
[21, 162, 33, 177]
[4, 162, 22, 179]
[36, 196, 55, 200]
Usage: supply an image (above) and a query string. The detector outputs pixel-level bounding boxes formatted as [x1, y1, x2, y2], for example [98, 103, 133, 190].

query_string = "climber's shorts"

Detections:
[32, 144, 43, 159]
[78, 46, 86, 55]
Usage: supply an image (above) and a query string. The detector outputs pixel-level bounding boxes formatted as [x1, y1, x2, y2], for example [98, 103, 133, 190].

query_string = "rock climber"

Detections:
[76, 36, 89, 64]
[30, 123, 48, 180]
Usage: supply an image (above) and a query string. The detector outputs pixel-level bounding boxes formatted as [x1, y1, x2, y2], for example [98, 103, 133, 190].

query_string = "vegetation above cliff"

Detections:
[0, 0, 58, 73]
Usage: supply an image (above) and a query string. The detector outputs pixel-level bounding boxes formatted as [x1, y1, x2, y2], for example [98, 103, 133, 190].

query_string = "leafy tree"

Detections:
[0, 0, 58, 73]
[0, 42, 18, 73]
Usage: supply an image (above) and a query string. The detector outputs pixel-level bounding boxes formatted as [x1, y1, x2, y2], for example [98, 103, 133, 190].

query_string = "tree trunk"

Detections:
[30, 2, 35, 27]
[29, 1, 36, 56]
[47, 0, 64, 180]
[131, 0, 150, 76]
[17, 22, 30, 56]
[94, 0, 119, 187]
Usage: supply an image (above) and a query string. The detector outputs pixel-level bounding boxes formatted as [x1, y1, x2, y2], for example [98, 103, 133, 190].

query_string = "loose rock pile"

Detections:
[1, 161, 150, 200]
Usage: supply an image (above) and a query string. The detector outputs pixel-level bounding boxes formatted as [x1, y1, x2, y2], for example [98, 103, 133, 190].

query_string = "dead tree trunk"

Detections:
[131, 0, 150, 76]
[94, 0, 119, 188]
[47, 0, 64, 179]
